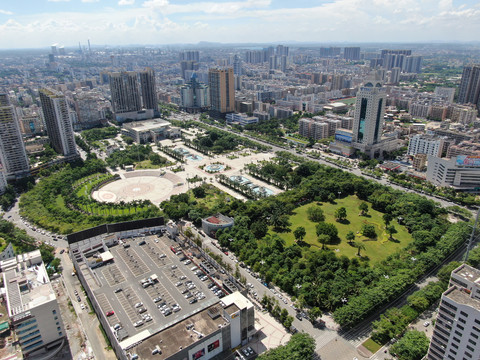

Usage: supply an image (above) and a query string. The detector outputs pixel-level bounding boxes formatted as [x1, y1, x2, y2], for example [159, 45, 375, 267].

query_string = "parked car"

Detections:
[106, 311, 115, 317]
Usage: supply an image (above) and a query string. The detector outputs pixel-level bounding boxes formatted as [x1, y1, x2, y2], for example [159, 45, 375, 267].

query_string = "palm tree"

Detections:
[354, 241, 366, 256]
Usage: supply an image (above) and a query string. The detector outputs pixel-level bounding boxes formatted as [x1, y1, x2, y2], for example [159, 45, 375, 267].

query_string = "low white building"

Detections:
[1, 250, 65, 358]
[426, 155, 480, 193]
[122, 119, 181, 144]
[226, 113, 258, 126]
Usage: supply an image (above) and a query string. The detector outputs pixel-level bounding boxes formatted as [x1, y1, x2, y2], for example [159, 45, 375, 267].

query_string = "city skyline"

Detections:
[1, 0, 480, 49]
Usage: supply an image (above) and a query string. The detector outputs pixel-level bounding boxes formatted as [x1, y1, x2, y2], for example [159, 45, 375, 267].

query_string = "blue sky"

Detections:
[1, 0, 480, 48]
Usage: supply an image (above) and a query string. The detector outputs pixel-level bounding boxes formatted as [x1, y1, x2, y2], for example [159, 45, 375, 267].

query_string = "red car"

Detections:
[224, 251, 229, 255]
[106, 311, 114, 317]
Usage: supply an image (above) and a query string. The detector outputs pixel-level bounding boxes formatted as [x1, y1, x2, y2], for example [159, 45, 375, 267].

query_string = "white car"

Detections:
[134, 320, 144, 327]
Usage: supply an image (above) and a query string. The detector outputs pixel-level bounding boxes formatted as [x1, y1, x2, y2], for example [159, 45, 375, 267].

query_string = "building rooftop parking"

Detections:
[74, 233, 221, 341]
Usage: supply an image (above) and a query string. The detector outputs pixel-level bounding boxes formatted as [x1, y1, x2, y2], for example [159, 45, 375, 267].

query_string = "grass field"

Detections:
[336, 97, 357, 105]
[362, 338, 383, 353]
[272, 196, 413, 264]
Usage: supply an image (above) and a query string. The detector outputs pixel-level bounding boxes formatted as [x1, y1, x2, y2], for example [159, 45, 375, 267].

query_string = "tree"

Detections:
[315, 222, 338, 243]
[308, 307, 322, 322]
[359, 202, 369, 216]
[192, 186, 206, 198]
[386, 225, 398, 240]
[383, 213, 393, 226]
[354, 241, 366, 256]
[307, 206, 325, 222]
[258, 333, 315, 360]
[361, 224, 377, 238]
[390, 330, 429, 360]
[293, 226, 306, 243]
[251, 221, 268, 239]
[437, 261, 461, 284]
[317, 234, 330, 250]
[334, 207, 347, 222]
[346, 231, 356, 244]
[467, 247, 480, 268]
[283, 315, 294, 329]
[328, 193, 336, 203]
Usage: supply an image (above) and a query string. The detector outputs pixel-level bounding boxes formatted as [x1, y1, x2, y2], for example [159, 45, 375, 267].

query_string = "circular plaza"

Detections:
[92, 170, 187, 205]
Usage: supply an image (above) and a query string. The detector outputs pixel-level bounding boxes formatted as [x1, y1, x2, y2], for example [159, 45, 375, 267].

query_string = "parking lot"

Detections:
[91, 233, 221, 340]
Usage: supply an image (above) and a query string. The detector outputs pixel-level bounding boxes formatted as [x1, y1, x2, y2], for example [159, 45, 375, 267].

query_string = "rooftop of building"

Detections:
[452, 263, 480, 284]
[445, 286, 480, 311]
[203, 214, 233, 225]
[122, 118, 171, 131]
[126, 303, 227, 359]
[2, 250, 56, 318]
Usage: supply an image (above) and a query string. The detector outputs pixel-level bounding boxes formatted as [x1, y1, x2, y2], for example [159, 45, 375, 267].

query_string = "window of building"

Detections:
[455, 330, 462, 336]
[54, 316, 58, 320]
[464, 352, 472, 359]
[52, 310, 56, 315]
[450, 348, 457, 355]
[460, 311, 468, 317]
[457, 324, 465, 330]
[459, 317, 466, 324]
[468, 338, 476, 346]
[58, 332, 62, 336]
[471, 332, 478, 339]
[466, 345, 474, 352]
[451, 343, 458, 349]
[453, 337, 460, 343]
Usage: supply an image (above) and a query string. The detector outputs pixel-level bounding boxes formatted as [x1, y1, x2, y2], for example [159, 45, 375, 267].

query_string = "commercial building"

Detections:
[407, 135, 444, 157]
[67, 218, 254, 360]
[122, 119, 181, 144]
[201, 213, 234, 238]
[208, 68, 235, 117]
[139, 68, 158, 114]
[225, 113, 258, 126]
[412, 153, 427, 171]
[457, 64, 480, 111]
[179, 74, 210, 113]
[71, 90, 108, 130]
[351, 82, 402, 158]
[426, 155, 480, 193]
[0, 94, 30, 179]
[39, 88, 78, 157]
[1, 250, 65, 358]
[427, 264, 480, 360]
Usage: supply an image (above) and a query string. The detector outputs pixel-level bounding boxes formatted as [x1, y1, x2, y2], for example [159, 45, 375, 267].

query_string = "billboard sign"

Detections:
[456, 155, 480, 167]
[192, 349, 205, 360]
[208, 340, 220, 352]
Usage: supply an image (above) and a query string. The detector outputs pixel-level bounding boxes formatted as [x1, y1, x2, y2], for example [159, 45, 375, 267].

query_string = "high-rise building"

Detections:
[1, 250, 66, 358]
[458, 64, 480, 111]
[352, 82, 386, 146]
[180, 60, 199, 80]
[0, 94, 30, 179]
[0, 165, 6, 195]
[233, 55, 242, 76]
[427, 264, 480, 360]
[139, 67, 158, 113]
[208, 68, 235, 117]
[180, 73, 210, 113]
[319, 47, 341, 58]
[344, 47, 360, 61]
[403, 55, 423, 73]
[179, 50, 200, 62]
[109, 71, 142, 117]
[39, 88, 77, 157]
[276, 45, 289, 57]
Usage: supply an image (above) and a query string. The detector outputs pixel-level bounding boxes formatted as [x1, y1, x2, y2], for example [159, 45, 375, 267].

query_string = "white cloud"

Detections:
[47, 0, 70, 2]
[1, 0, 480, 48]
[82, 0, 100, 3]
[0, 10, 13, 15]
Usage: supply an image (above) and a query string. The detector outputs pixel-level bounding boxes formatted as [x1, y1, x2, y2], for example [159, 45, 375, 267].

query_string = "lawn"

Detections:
[336, 97, 357, 105]
[362, 338, 383, 353]
[273, 196, 413, 264]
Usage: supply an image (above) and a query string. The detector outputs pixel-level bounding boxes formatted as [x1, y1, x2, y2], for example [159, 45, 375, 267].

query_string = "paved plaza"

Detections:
[92, 139, 279, 205]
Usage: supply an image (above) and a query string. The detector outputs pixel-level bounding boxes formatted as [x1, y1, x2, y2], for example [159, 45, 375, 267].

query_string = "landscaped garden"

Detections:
[272, 196, 412, 264]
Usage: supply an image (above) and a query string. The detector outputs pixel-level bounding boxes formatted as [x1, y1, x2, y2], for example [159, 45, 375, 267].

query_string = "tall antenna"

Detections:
[88, 39, 91, 54]
[464, 208, 480, 262]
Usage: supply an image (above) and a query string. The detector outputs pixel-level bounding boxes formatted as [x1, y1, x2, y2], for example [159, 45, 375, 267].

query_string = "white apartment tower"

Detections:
[0, 94, 30, 179]
[427, 264, 480, 360]
[39, 89, 78, 157]
[1, 250, 65, 358]
[407, 135, 444, 157]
